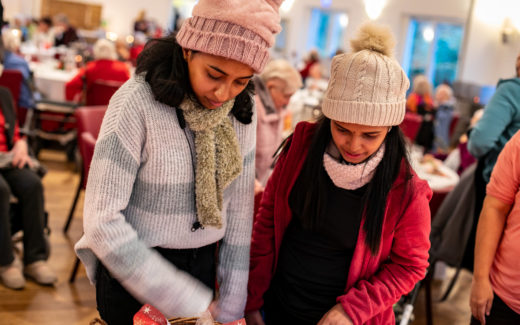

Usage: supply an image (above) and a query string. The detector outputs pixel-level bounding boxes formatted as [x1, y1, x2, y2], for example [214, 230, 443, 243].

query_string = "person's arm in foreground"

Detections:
[470, 195, 510, 325]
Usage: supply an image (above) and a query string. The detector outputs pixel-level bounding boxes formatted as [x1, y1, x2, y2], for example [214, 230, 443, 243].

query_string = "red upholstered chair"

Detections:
[68, 131, 97, 283]
[0, 69, 25, 124]
[63, 106, 107, 234]
[85, 79, 125, 106]
[400, 112, 423, 142]
[32, 79, 122, 158]
[0, 69, 22, 108]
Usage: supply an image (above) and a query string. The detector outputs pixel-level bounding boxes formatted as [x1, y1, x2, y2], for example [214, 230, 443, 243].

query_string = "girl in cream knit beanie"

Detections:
[246, 23, 430, 325]
[322, 23, 410, 126]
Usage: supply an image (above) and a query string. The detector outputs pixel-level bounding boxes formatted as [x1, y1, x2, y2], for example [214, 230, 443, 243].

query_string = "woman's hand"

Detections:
[207, 301, 220, 320]
[470, 277, 494, 325]
[245, 310, 265, 325]
[11, 139, 33, 169]
[317, 304, 353, 325]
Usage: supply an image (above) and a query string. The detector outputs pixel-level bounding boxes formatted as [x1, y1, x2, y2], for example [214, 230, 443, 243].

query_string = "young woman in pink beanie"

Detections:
[246, 23, 432, 325]
[74, 1, 283, 324]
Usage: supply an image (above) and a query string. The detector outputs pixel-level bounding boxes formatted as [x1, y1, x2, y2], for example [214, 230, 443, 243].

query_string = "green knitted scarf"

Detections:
[179, 97, 243, 228]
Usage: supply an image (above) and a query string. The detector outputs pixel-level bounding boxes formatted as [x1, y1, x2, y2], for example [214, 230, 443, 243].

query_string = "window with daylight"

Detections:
[306, 8, 348, 59]
[402, 18, 464, 89]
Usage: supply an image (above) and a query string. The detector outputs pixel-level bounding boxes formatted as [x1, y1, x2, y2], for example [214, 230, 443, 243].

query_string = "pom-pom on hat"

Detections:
[321, 23, 410, 126]
[176, 0, 283, 73]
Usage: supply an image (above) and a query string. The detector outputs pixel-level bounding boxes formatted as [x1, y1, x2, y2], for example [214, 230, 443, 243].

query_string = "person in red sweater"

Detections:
[246, 23, 432, 325]
[65, 39, 130, 102]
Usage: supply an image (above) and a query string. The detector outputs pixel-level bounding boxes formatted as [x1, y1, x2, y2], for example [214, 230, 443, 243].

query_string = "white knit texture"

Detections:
[323, 143, 385, 190]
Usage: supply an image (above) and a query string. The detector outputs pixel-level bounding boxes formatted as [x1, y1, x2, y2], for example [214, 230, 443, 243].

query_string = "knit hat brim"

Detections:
[176, 16, 270, 73]
[321, 98, 406, 126]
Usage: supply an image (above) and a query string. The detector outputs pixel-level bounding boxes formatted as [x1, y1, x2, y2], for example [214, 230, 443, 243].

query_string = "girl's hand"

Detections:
[245, 310, 265, 325]
[207, 301, 220, 320]
[317, 304, 353, 325]
[470, 277, 494, 325]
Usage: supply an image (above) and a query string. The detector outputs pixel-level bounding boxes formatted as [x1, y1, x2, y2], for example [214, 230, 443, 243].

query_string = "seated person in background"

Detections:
[32, 17, 54, 49]
[53, 13, 78, 47]
[0, 88, 56, 290]
[65, 39, 130, 102]
[304, 62, 328, 94]
[1, 29, 35, 109]
[470, 130, 520, 325]
[129, 32, 147, 66]
[433, 83, 455, 153]
[298, 49, 319, 82]
[407, 74, 435, 151]
[253, 59, 302, 189]
[444, 109, 482, 175]
[115, 37, 131, 63]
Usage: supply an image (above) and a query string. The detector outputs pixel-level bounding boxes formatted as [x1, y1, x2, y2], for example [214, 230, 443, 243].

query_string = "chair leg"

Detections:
[69, 257, 81, 283]
[424, 268, 434, 325]
[63, 176, 83, 234]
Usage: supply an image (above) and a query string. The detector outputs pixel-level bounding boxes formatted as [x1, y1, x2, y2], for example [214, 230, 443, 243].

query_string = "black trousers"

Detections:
[470, 293, 520, 325]
[96, 243, 217, 325]
[0, 167, 47, 266]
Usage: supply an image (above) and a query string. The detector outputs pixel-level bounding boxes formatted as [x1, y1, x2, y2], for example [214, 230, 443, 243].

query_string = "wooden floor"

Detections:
[0, 149, 472, 324]
[0, 149, 98, 324]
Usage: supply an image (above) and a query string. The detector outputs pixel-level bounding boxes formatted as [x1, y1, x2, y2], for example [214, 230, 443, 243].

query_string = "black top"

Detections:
[265, 167, 365, 323]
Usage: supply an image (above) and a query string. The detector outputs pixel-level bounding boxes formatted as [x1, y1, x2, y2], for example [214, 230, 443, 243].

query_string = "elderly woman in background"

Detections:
[433, 83, 455, 152]
[253, 59, 302, 189]
[1, 29, 35, 110]
[65, 38, 130, 102]
[407, 74, 435, 151]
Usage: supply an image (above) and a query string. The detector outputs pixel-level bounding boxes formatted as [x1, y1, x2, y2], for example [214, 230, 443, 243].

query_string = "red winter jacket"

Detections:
[246, 122, 432, 324]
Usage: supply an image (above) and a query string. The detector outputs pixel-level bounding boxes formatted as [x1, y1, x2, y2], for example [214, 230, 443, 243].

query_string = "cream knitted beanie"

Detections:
[176, 0, 283, 73]
[321, 23, 410, 126]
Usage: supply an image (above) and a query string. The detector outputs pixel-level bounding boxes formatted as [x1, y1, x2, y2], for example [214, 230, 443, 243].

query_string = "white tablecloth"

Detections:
[30, 62, 77, 102]
[409, 145, 460, 191]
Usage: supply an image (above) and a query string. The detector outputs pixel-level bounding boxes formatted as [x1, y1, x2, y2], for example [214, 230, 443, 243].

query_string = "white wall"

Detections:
[2, 0, 172, 38]
[279, 0, 471, 67]
[459, 0, 520, 86]
[99, 0, 172, 37]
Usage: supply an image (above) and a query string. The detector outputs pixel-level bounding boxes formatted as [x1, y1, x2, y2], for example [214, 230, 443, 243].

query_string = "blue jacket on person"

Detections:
[3, 51, 35, 109]
[468, 78, 520, 183]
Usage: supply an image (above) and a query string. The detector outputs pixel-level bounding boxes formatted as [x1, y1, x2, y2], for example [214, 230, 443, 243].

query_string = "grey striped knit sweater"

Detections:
[75, 75, 256, 322]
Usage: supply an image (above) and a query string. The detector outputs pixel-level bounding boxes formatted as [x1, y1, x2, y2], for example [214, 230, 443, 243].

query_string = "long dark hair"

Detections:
[135, 33, 255, 124]
[293, 116, 412, 255]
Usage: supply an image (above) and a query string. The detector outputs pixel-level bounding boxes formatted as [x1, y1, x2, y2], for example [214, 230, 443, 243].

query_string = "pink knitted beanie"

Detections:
[321, 23, 410, 126]
[176, 0, 283, 73]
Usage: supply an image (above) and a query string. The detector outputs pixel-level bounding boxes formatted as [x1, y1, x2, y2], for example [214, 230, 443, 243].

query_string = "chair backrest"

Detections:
[0, 69, 23, 109]
[400, 112, 423, 142]
[85, 79, 124, 106]
[75, 105, 108, 139]
[75, 106, 108, 188]
[79, 132, 97, 188]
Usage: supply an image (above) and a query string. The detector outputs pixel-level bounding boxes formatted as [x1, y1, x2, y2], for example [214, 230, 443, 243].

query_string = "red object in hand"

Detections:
[223, 319, 246, 325]
[133, 304, 168, 325]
